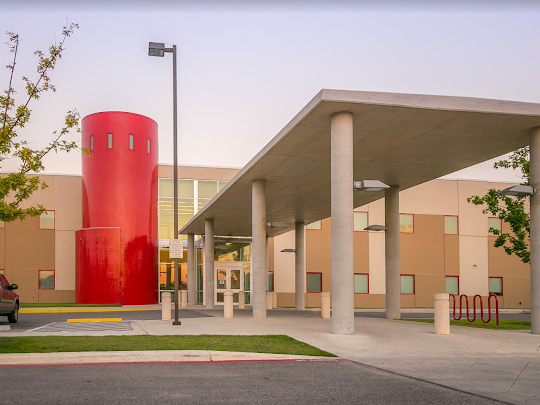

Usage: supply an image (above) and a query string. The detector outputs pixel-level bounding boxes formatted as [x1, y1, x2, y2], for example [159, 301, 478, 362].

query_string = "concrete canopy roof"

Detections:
[180, 89, 540, 238]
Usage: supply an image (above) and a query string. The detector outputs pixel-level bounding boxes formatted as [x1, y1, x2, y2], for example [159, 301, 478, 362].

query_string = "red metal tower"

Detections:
[76, 112, 158, 304]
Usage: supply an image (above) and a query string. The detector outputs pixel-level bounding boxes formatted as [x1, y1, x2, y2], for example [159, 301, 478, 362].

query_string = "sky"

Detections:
[1, 1, 539, 183]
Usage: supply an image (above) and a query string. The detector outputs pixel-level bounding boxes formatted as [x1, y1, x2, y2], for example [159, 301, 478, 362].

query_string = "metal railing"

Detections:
[449, 294, 500, 326]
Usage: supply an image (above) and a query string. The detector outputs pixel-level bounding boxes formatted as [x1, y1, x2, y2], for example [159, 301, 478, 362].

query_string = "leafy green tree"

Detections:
[468, 147, 530, 263]
[0, 23, 80, 222]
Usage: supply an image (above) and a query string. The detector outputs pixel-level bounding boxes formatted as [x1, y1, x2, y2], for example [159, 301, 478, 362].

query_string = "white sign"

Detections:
[169, 239, 184, 259]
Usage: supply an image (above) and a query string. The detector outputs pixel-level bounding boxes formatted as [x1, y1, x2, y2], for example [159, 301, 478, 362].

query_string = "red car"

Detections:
[0, 274, 19, 323]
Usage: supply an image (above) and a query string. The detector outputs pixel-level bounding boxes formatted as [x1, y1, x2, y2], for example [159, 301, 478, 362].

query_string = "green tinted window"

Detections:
[307, 273, 322, 293]
[445, 276, 459, 295]
[400, 275, 414, 294]
[198, 180, 218, 199]
[354, 274, 368, 293]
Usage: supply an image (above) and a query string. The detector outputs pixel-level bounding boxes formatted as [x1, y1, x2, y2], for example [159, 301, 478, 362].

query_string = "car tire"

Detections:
[8, 302, 18, 323]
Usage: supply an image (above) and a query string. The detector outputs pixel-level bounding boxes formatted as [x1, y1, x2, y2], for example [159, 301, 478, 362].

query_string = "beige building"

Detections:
[0, 166, 529, 308]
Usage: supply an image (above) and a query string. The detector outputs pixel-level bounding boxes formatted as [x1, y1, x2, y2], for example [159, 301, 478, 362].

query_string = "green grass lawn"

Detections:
[20, 303, 122, 308]
[0, 335, 336, 357]
[403, 318, 531, 330]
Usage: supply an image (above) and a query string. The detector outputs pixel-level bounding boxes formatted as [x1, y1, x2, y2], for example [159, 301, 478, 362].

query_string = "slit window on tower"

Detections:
[147, 139, 151, 154]
[90, 135, 94, 151]
[129, 134, 134, 150]
[108, 133, 113, 149]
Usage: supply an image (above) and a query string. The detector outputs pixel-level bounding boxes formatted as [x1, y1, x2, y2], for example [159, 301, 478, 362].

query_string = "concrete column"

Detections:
[321, 292, 331, 319]
[204, 218, 215, 309]
[295, 221, 306, 310]
[161, 291, 171, 321]
[252, 179, 267, 319]
[530, 128, 540, 334]
[434, 293, 450, 335]
[224, 291, 234, 319]
[385, 186, 401, 320]
[330, 112, 354, 335]
[187, 233, 196, 306]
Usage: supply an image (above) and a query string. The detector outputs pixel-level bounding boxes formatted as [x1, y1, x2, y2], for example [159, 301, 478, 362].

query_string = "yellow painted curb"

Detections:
[66, 318, 123, 323]
[20, 308, 160, 314]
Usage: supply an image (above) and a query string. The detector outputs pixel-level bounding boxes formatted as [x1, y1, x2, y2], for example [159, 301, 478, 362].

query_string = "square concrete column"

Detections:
[252, 179, 267, 319]
[330, 112, 354, 335]
[295, 221, 305, 310]
[204, 218, 214, 309]
[530, 127, 540, 334]
[187, 233, 196, 306]
[385, 186, 401, 320]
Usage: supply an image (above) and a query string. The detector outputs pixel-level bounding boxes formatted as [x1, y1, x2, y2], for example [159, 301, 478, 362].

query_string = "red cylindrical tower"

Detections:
[77, 112, 158, 304]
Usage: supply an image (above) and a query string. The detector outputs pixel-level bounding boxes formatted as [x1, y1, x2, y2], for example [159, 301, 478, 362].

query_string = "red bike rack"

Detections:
[449, 294, 500, 326]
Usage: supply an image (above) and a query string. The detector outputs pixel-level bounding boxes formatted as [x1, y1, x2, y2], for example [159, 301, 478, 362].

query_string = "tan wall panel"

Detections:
[415, 274, 445, 307]
[400, 294, 416, 308]
[457, 181, 491, 237]
[400, 215, 445, 275]
[322, 272, 331, 293]
[20, 175, 56, 210]
[267, 237, 274, 272]
[353, 231, 369, 272]
[273, 230, 296, 293]
[444, 235, 460, 275]
[0, 229, 5, 268]
[368, 232, 386, 294]
[499, 277, 529, 308]
[38, 289, 75, 304]
[305, 293, 321, 308]
[158, 165, 239, 181]
[55, 231, 76, 290]
[277, 292, 295, 308]
[12, 268, 39, 303]
[306, 218, 331, 273]
[53, 176, 82, 231]
[459, 236, 489, 296]
[400, 180, 459, 215]
[367, 199, 385, 224]
[5, 217, 55, 270]
[354, 294, 385, 308]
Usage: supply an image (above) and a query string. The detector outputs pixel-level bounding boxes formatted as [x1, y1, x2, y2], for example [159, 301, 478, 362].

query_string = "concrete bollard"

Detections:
[321, 292, 331, 319]
[266, 292, 273, 310]
[162, 291, 172, 321]
[180, 290, 188, 308]
[272, 291, 278, 308]
[238, 291, 245, 309]
[224, 291, 234, 319]
[434, 293, 450, 335]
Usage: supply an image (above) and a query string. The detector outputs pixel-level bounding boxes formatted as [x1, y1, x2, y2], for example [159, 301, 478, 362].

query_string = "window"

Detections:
[444, 216, 458, 235]
[306, 220, 322, 230]
[198, 180, 218, 199]
[218, 181, 228, 191]
[147, 139, 151, 154]
[400, 275, 415, 294]
[129, 134, 134, 150]
[354, 273, 369, 294]
[353, 212, 368, 232]
[39, 270, 55, 290]
[307, 272, 322, 293]
[489, 277, 503, 296]
[267, 271, 274, 292]
[488, 217, 502, 236]
[90, 135, 94, 151]
[445, 276, 459, 295]
[0, 220, 4, 228]
[400, 214, 414, 233]
[108, 133, 113, 149]
[39, 210, 55, 230]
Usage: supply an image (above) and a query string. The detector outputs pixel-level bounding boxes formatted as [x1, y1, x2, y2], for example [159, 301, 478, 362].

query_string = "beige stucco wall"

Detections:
[400, 180, 459, 215]
[55, 231, 76, 290]
[273, 230, 297, 293]
[459, 236, 489, 296]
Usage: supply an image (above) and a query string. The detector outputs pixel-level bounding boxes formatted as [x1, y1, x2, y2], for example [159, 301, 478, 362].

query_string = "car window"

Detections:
[0, 275, 8, 288]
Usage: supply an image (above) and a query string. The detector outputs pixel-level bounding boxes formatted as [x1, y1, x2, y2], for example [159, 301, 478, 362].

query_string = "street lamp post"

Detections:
[149, 42, 181, 325]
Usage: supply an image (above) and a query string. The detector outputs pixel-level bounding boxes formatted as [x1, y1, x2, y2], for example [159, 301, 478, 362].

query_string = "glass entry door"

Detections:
[215, 263, 243, 305]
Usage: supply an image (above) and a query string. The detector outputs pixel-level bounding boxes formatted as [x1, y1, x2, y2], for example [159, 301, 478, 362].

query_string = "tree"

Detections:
[0, 23, 80, 222]
[467, 147, 530, 263]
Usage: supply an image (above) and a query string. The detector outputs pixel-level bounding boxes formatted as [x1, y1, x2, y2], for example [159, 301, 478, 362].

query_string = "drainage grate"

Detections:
[28, 321, 134, 333]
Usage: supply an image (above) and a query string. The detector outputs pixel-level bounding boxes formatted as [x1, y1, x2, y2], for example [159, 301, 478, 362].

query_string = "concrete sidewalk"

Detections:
[1, 308, 540, 404]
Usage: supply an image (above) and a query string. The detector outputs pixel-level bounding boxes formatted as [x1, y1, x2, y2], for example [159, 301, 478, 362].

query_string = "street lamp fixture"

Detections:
[281, 248, 296, 253]
[364, 225, 387, 231]
[148, 41, 180, 326]
[354, 180, 390, 192]
[498, 185, 536, 197]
